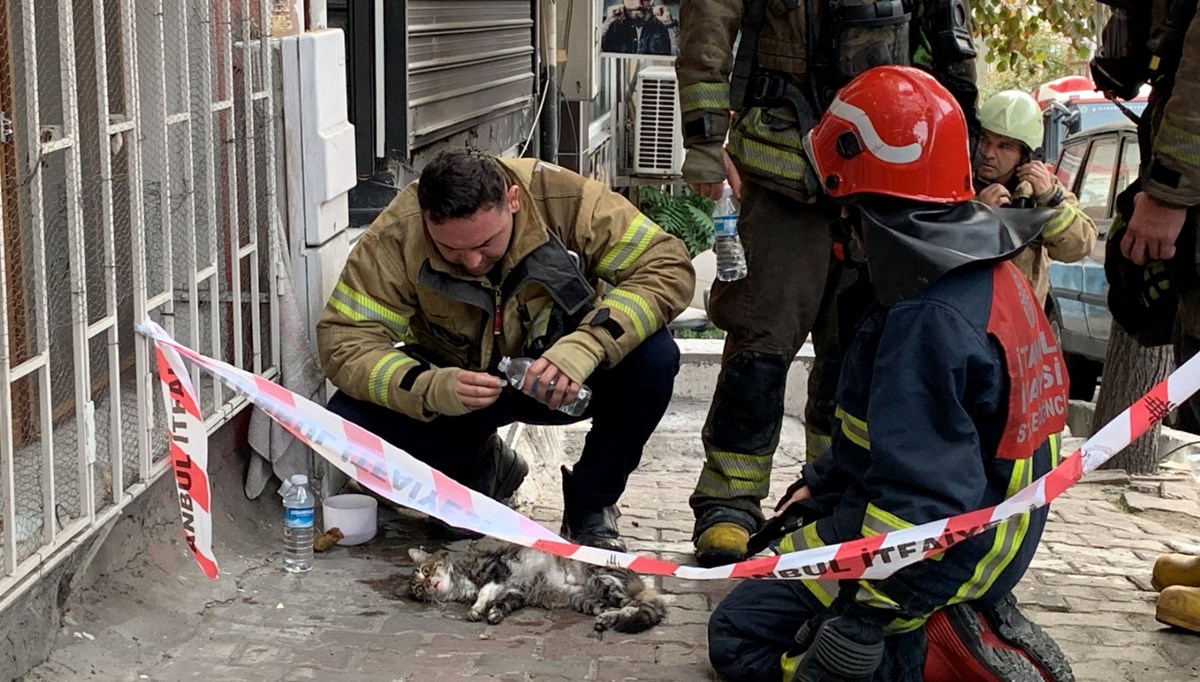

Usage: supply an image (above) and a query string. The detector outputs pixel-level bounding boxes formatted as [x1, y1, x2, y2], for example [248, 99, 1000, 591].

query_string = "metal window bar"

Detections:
[0, 0, 282, 609]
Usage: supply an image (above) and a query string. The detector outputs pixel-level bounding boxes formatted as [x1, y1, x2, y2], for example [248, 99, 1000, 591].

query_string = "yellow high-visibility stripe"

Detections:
[836, 406, 870, 450]
[604, 288, 657, 340]
[862, 503, 914, 538]
[597, 214, 658, 281]
[679, 82, 730, 112]
[331, 281, 411, 340]
[368, 352, 417, 405]
[1158, 121, 1200, 166]
[1042, 204, 1078, 238]
[951, 458, 1032, 604]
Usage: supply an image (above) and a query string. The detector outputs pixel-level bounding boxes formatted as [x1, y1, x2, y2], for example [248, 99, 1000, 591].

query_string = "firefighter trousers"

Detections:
[328, 327, 679, 510]
[690, 177, 843, 533]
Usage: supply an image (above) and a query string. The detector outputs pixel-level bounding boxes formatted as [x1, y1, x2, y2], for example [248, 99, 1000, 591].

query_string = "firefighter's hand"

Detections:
[683, 142, 727, 200]
[524, 357, 581, 411]
[1122, 192, 1188, 265]
[774, 479, 811, 513]
[1017, 161, 1055, 199]
[724, 150, 742, 202]
[977, 183, 1012, 207]
[456, 370, 504, 411]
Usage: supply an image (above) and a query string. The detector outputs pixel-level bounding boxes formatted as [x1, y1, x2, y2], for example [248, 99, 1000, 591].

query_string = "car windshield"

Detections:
[1074, 101, 1146, 130]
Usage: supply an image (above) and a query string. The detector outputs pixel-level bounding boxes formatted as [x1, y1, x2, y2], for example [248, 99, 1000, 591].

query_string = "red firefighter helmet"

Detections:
[803, 66, 975, 203]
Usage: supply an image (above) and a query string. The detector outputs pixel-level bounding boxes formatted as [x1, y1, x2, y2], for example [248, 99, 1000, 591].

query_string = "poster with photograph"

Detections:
[600, 0, 680, 59]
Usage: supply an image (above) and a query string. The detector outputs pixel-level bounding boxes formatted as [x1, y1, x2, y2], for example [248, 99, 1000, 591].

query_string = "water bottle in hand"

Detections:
[497, 355, 592, 417]
[281, 473, 315, 573]
[713, 182, 747, 282]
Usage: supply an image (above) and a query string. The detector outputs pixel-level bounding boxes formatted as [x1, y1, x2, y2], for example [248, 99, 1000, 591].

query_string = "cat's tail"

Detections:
[595, 578, 667, 634]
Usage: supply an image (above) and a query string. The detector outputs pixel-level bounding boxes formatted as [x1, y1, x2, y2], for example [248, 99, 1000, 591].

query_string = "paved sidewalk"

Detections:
[22, 399, 1200, 682]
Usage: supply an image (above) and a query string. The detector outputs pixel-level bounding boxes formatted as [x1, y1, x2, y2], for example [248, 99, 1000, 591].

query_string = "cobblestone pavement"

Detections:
[22, 400, 1200, 682]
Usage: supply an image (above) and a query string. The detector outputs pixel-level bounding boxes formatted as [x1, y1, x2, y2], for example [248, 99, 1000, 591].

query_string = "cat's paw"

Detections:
[486, 606, 506, 625]
[594, 610, 620, 632]
[467, 608, 485, 622]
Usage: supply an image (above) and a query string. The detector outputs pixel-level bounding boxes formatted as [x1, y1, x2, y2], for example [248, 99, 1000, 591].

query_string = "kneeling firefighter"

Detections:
[706, 65, 1075, 682]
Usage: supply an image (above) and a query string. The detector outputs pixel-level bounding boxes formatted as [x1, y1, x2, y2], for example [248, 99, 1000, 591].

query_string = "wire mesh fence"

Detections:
[0, 0, 282, 600]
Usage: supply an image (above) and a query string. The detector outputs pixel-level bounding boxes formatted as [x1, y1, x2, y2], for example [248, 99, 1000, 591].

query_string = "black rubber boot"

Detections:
[560, 466, 625, 552]
[474, 433, 529, 503]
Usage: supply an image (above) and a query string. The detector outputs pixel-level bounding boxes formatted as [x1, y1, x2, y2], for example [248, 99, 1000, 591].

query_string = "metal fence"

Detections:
[0, 0, 282, 607]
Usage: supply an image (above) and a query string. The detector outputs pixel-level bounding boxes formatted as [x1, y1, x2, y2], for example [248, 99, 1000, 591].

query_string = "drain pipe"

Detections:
[538, 0, 559, 163]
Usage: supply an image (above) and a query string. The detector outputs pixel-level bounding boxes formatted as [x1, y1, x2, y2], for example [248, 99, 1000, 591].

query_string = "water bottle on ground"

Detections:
[281, 473, 315, 573]
[497, 355, 592, 417]
[713, 182, 748, 282]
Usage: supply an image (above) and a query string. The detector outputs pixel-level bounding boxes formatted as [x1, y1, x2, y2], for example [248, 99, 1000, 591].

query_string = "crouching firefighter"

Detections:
[707, 66, 1075, 682]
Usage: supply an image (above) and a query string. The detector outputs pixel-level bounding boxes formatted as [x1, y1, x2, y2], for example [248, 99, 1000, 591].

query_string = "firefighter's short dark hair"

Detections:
[417, 148, 511, 224]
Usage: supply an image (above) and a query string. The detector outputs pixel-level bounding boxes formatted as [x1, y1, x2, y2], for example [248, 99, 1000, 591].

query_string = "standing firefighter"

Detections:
[1091, 0, 1200, 633]
[973, 90, 1097, 303]
[676, 0, 982, 566]
[708, 65, 1074, 682]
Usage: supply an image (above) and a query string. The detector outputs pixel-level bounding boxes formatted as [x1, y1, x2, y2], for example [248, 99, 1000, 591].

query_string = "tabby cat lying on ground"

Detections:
[407, 546, 666, 633]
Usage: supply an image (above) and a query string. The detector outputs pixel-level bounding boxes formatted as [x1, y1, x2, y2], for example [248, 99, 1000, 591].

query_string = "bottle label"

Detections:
[284, 507, 314, 528]
[714, 215, 738, 237]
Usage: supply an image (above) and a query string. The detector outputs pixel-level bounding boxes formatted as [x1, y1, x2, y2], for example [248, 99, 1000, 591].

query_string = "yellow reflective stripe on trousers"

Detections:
[804, 428, 832, 464]
[597, 214, 657, 281]
[835, 406, 870, 450]
[1050, 431, 1061, 468]
[603, 288, 656, 341]
[861, 503, 914, 538]
[368, 351, 417, 406]
[1157, 120, 1200, 167]
[330, 281, 411, 340]
[778, 522, 836, 606]
[679, 82, 729, 113]
[1042, 204, 1079, 238]
[695, 448, 772, 499]
[950, 457, 1033, 604]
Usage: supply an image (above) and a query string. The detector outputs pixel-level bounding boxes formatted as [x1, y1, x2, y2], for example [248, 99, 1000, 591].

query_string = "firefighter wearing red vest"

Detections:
[707, 66, 1074, 682]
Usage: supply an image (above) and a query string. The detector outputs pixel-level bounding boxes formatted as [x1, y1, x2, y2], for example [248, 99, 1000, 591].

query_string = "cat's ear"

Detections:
[408, 547, 430, 563]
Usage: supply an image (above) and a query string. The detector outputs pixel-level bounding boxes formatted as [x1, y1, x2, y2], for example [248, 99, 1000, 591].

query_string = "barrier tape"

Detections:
[137, 320, 1200, 582]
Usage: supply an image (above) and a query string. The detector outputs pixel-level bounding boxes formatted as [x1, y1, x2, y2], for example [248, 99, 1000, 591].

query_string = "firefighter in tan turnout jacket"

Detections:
[317, 149, 694, 551]
[676, 0, 982, 566]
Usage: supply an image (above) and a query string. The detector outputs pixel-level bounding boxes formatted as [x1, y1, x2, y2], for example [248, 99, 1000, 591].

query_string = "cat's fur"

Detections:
[407, 546, 666, 633]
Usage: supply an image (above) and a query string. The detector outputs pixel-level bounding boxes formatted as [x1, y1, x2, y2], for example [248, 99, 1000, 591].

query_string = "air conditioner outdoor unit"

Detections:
[632, 65, 683, 177]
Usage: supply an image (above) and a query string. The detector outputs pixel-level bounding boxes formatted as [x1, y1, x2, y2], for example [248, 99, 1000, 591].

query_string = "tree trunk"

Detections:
[1093, 321, 1173, 474]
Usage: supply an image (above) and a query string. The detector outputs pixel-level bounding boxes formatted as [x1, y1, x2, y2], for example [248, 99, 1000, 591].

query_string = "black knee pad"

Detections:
[707, 351, 791, 452]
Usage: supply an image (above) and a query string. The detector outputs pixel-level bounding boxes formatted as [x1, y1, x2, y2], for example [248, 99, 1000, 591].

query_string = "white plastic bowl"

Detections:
[322, 493, 378, 546]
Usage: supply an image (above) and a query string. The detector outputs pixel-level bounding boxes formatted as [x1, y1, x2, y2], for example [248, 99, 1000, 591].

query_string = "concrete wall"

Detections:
[0, 414, 265, 682]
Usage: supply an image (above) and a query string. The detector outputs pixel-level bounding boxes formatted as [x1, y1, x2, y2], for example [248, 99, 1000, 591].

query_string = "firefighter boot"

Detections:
[475, 433, 529, 503]
[1156, 586, 1200, 634]
[1151, 554, 1200, 592]
[694, 507, 759, 568]
[560, 466, 625, 552]
[924, 593, 1075, 682]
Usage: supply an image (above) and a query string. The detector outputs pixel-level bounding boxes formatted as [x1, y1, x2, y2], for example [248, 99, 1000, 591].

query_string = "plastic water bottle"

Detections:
[281, 473, 315, 573]
[713, 182, 747, 282]
[497, 355, 592, 417]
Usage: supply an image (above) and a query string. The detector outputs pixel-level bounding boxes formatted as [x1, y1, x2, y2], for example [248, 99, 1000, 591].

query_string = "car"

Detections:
[1035, 76, 1148, 166]
[1045, 119, 1141, 400]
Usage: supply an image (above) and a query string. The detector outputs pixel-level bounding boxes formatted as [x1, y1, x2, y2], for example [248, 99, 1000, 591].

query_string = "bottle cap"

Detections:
[290, 473, 309, 486]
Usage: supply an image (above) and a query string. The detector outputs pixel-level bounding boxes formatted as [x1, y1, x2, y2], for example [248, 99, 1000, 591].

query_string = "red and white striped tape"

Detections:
[153, 337, 219, 579]
[138, 320, 1200, 582]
